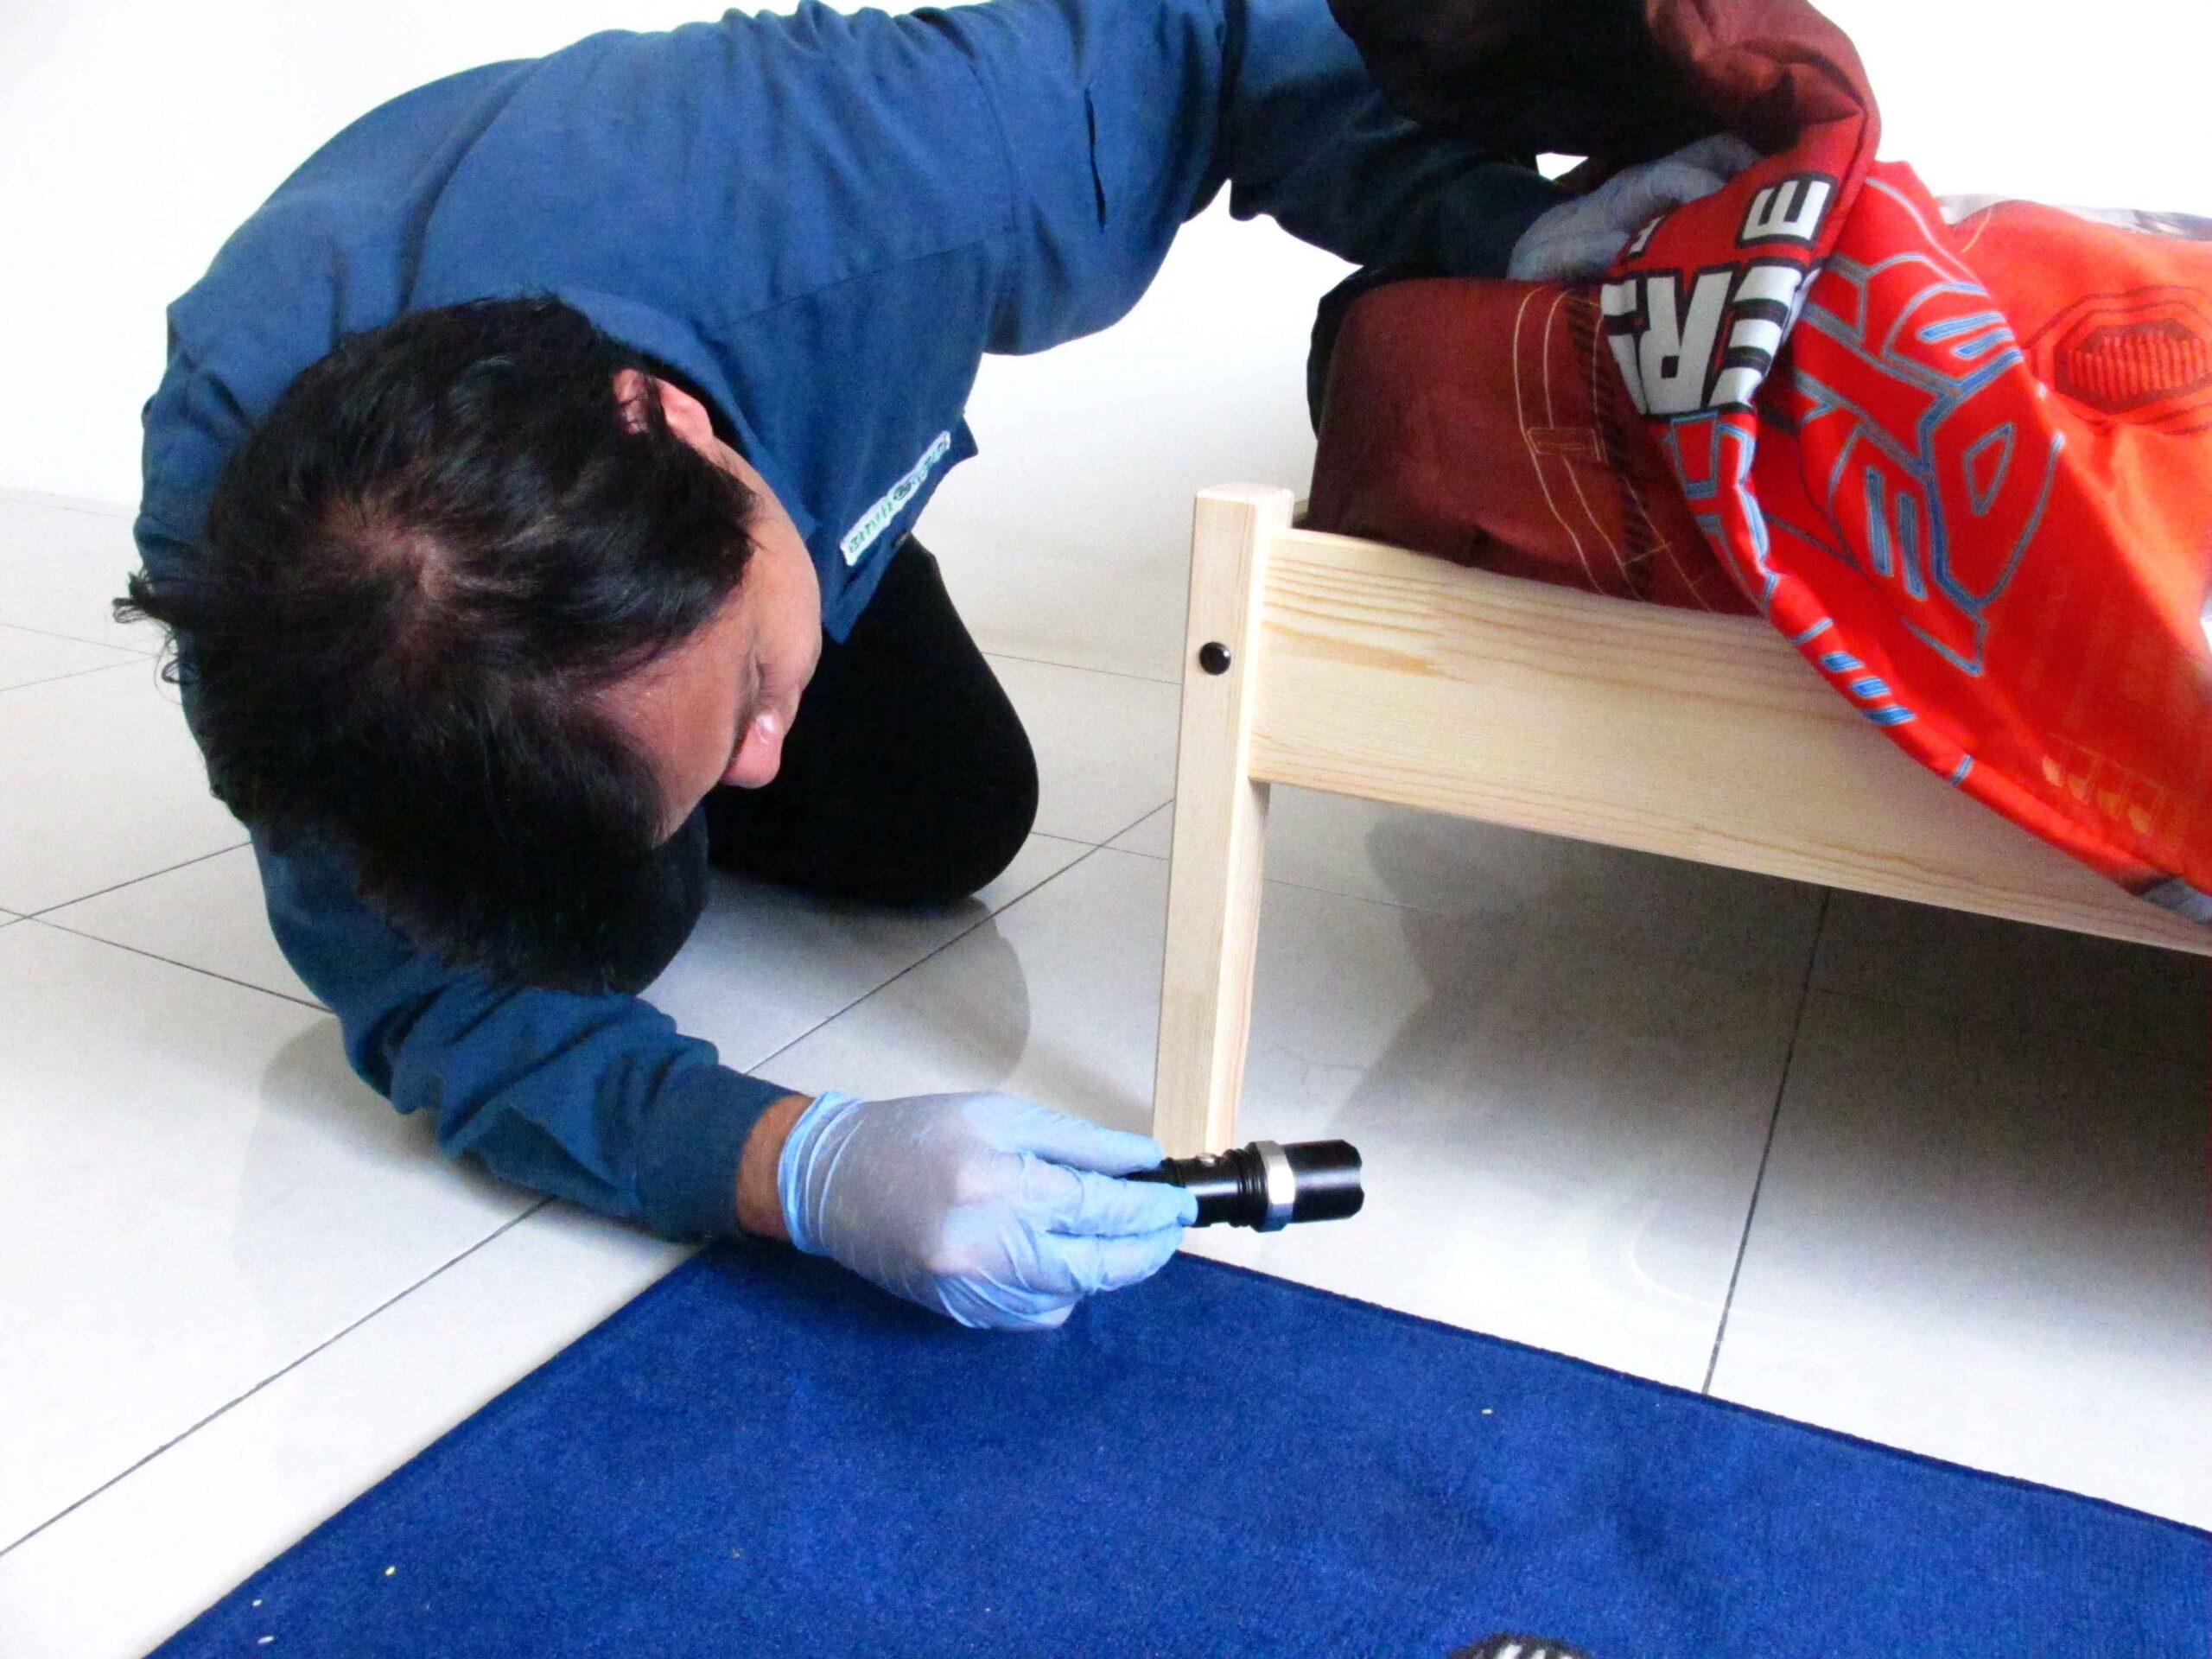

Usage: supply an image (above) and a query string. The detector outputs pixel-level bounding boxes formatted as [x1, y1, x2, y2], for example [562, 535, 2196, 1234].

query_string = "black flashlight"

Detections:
[1128, 1139, 1363, 1231]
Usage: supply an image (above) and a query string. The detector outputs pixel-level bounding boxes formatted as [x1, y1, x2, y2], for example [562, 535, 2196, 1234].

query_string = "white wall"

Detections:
[3, 1, 2207, 672]
[0, 0, 744, 509]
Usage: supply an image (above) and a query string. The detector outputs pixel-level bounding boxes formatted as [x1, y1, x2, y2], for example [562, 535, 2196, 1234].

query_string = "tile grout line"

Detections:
[19, 841, 251, 919]
[26, 916, 327, 1013]
[0, 619, 160, 658]
[1076, 796, 1173, 861]
[1095, 797, 1175, 855]
[1700, 886, 1833, 1396]
[0, 488, 135, 519]
[0, 657, 157, 708]
[979, 646, 1181, 688]
[0, 1198, 554, 1562]
[0, 657, 156, 700]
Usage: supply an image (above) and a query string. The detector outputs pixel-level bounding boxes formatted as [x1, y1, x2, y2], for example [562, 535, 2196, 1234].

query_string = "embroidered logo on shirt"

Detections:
[841, 430, 954, 565]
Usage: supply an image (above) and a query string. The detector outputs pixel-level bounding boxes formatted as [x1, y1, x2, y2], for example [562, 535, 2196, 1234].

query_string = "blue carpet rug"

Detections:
[154, 1248, 2208, 1657]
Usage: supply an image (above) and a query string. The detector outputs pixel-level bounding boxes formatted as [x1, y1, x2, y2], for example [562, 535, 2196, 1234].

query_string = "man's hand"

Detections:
[1507, 135, 1762, 283]
[762, 1090, 1196, 1331]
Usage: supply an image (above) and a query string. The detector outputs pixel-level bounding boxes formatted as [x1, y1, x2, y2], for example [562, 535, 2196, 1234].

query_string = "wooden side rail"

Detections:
[1152, 484, 2209, 1155]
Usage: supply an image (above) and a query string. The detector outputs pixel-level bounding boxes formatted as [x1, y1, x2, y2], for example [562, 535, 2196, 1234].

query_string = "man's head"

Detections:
[124, 296, 822, 991]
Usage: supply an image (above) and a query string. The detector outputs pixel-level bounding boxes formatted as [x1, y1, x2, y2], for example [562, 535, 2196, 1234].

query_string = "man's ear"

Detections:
[654, 379, 719, 454]
[612, 370, 719, 455]
[613, 367, 656, 434]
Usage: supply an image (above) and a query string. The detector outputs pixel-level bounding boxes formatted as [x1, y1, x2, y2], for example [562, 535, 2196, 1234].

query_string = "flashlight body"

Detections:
[1128, 1140, 1363, 1230]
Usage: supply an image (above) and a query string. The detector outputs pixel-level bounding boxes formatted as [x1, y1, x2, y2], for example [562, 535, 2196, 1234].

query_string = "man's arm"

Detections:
[1210, 0, 1568, 271]
[255, 833, 791, 1240]
[940, 0, 1568, 355]
[255, 835, 1194, 1330]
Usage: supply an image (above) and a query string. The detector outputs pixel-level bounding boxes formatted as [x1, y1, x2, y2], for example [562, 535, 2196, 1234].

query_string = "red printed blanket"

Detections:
[1313, 0, 2212, 918]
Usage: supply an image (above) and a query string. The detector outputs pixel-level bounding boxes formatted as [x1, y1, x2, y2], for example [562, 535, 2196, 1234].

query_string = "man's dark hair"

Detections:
[122, 296, 757, 990]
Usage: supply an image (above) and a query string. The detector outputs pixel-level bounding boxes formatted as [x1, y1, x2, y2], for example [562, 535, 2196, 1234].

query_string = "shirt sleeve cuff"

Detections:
[634, 1064, 792, 1240]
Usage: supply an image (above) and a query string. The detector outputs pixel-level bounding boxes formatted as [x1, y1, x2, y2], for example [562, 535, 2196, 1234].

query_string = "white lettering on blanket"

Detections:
[1740, 174, 1837, 246]
[1601, 262, 1808, 416]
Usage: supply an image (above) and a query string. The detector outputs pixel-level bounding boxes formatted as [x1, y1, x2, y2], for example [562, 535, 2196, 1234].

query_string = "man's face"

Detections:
[599, 372, 824, 840]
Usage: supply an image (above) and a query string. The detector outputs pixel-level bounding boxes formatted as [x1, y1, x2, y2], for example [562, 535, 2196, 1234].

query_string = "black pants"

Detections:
[614, 538, 1039, 992]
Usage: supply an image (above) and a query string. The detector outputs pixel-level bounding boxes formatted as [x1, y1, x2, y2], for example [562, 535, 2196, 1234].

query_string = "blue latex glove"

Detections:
[1506, 135, 1762, 283]
[777, 1090, 1198, 1331]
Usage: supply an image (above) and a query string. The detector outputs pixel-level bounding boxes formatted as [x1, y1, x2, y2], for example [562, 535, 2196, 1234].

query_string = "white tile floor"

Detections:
[0, 492, 2205, 1656]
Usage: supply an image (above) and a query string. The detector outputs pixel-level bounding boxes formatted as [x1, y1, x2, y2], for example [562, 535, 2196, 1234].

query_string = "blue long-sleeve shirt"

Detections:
[137, 0, 1560, 1239]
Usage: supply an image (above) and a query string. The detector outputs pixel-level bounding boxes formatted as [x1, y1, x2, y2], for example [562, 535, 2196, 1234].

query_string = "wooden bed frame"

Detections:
[1151, 484, 2212, 1156]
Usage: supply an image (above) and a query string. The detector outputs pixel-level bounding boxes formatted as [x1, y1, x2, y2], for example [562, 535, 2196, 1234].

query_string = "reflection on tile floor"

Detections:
[1, 487, 2206, 1655]
[1113, 791, 1829, 989]
[645, 833, 1092, 1076]
[0, 923, 531, 1550]
[770, 848, 1803, 1386]
[1812, 887, 2209, 1065]
[1709, 991, 2212, 1524]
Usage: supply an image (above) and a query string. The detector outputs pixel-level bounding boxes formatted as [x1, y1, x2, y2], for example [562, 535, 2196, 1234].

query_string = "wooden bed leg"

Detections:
[1152, 486, 1296, 1156]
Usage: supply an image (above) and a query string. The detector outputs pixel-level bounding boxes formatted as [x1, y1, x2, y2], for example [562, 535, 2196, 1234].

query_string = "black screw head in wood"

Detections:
[1198, 641, 1232, 676]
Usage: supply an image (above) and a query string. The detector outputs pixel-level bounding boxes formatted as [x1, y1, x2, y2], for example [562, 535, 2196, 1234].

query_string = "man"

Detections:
[126, 0, 1743, 1331]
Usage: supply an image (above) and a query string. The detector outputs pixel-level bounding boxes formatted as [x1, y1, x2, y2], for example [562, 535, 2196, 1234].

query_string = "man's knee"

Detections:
[888, 716, 1039, 906]
[950, 730, 1040, 896]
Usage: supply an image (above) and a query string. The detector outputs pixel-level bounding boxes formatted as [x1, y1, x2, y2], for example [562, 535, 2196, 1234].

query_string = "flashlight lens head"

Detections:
[1129, 1140, 1363, 1230]
[1284, 1139, 1363, 1224]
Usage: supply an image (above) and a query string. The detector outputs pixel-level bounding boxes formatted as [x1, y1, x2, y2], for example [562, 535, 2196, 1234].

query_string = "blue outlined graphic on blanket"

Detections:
[1783, 238, 2064, 677]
